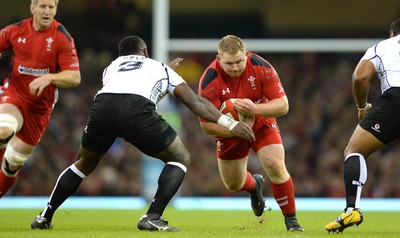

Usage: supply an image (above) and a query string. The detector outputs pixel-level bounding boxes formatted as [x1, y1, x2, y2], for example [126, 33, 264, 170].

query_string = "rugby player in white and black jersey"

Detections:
[31, 35, 255, 232]
[326, 18, 400, 233]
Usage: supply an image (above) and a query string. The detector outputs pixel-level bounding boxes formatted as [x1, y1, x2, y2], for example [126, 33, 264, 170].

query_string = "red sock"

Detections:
[0, 168, 17, 198]
[239, 171, 256, 192]
[272, 176, 296, 216]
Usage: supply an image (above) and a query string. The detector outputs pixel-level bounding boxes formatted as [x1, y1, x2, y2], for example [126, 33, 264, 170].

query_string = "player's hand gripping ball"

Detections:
[220, 98, 245, 121]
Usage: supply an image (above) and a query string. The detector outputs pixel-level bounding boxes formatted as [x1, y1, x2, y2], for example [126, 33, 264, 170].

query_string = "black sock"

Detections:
[344, 154, 367, 210]
[146, 162, 186, 220]
[41, 165, 85, 221]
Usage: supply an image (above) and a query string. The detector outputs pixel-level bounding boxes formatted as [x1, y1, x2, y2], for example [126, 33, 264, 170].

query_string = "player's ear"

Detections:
[30, 4, 35, 14]
[144, 48, 149, 57]
[389, 30, 395, 38]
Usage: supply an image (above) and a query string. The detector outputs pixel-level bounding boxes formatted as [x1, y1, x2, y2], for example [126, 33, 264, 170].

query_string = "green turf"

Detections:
[0, 208, 399, 237]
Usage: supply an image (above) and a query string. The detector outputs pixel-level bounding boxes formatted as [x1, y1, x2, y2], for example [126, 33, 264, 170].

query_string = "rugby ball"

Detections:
[220, 98, 245, 121]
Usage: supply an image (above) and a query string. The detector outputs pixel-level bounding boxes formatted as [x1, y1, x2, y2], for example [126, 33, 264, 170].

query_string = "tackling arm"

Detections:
[173, 83, 255, 141]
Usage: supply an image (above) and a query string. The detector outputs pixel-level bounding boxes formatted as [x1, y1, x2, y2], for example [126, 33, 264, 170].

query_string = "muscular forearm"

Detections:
[351, 59, 375, 108]
[200, 121, 234, 138]
[49, 70, 81, 88]
[235, 97, 288, 118]
[254, 100, 288, 117]
[188, 97, 222, 123]
[352, 78, 370, 108]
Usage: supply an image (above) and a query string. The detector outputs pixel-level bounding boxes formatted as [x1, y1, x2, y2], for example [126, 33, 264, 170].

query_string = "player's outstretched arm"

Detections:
[173, 82, 255, 142]
[169, 57, 183, 70]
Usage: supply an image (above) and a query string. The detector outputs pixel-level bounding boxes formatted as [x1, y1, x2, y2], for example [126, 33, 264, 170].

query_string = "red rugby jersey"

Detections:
[0, 18, 79, 111]
[198, 52, 285, 123]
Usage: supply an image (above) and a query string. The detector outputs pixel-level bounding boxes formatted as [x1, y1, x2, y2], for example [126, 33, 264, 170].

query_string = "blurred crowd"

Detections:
[1, 1, 399, 199]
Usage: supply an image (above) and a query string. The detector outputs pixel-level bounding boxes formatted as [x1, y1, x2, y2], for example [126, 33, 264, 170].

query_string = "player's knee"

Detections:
[176, 151, 191, 167]
[0, 114, 18, 144]
[225, 182, 241, 192]
[4, 144, 30, 168]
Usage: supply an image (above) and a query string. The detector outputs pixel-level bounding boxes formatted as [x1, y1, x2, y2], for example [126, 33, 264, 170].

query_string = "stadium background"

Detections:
[0, 0, 399, 202]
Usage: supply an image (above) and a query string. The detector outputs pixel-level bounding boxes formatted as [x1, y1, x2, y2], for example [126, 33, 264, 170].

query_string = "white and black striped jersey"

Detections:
[361, 34, 400, 93]
[96, 55, 185, 104]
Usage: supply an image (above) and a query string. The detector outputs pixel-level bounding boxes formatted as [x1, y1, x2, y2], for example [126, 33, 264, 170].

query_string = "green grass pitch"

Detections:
[0, 208, 399, 237]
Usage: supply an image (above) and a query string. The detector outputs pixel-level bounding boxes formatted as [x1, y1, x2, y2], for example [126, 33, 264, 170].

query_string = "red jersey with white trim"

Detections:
[0, 18, 80, 112]
[198, 52, 286, 127]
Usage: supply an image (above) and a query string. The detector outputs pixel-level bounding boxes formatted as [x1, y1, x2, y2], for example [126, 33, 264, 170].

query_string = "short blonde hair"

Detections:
[31, 0, 59, 6]
[218, 35, 246, 55]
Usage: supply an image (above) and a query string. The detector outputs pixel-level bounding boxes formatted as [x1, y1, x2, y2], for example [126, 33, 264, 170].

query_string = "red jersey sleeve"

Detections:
[55, 24, 80, 71]
[249, 53, 285, 100]
[198, 60, 221, 122]
[0, 24, 13, 53]
[260, 65, 285, 100]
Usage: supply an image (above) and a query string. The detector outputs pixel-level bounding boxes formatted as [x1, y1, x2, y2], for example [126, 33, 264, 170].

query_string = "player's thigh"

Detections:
[253, 128, 285, 170]
[217, 157, 248, 183]
[345, 125, 385, 158]
[354, 89, 400, 157]
[257, 144, 289, 182]
[216, 137, 250, 160]
[153, 135, 190, 166]
[257, 144, 285, 166]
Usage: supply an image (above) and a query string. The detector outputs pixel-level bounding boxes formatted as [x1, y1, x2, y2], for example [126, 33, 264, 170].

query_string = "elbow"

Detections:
[282, 103, 289, 116]
[276, 98, 289, 117]
[71, 72, 81, 87]
[278, 103, 289, 117]
[74, 72, 81, 86]
[199, 121, 213, 136]
[352, 74, 362, 84]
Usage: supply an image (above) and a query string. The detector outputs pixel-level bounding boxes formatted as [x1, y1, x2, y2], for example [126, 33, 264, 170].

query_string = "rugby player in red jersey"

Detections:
[0, 0, 80, 197]
[198, 35, 304, 231]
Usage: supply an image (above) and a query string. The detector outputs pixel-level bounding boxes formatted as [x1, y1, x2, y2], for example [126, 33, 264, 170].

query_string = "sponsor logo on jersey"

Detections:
[18, 65, 49, 76]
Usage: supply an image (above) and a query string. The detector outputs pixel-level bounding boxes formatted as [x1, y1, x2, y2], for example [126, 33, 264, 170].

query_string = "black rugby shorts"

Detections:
[359, 87, 400, 144]
[81, 93, 177, 155]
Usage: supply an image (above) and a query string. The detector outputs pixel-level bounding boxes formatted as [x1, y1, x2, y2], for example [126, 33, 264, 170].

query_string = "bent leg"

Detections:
[0, 103, 23, 162]
[145, 136, 190, 220]
[37, 147, 105, 222]
[218, 157, 249, 192]
[325, 125, 382, 232]
[0, 136, 33, 197]
[343, 125, 385, 212]
[258, 144, 303, 230]
[218, 157, 266, 216]
[258, 144, 296, 214]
